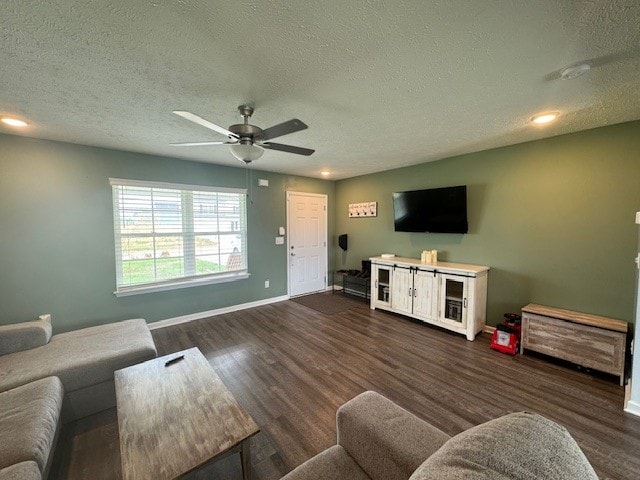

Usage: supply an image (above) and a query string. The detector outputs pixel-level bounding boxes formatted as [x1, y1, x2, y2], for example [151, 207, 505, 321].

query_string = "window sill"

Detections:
[114, 272, 251, 297]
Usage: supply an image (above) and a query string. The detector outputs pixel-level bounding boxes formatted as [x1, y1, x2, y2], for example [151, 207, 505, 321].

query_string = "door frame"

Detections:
[286, 191, 328, 297]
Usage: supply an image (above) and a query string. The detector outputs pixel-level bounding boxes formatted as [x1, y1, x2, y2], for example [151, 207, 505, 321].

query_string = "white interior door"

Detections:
[287, 191, 328, 297]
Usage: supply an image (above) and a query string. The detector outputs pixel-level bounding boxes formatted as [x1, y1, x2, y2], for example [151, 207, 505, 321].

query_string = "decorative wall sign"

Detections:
[348, 202, 377, 217]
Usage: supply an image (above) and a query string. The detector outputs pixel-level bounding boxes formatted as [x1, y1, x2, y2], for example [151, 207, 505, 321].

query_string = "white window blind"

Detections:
[110, 178, 248, 295]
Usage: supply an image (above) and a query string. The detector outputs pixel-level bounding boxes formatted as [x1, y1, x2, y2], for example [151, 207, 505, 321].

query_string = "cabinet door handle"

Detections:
[375, 280, 378, 288]
[463, 298, 467, 308]
[409, 288, 412, 297]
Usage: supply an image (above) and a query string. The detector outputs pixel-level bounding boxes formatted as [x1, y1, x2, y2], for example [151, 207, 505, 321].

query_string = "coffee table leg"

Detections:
[240, 438, 251, 480]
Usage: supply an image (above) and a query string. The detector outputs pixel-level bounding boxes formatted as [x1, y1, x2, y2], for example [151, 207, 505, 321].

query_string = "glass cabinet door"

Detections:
[438, 274, 468, 327]
[372, 265, 392, 307]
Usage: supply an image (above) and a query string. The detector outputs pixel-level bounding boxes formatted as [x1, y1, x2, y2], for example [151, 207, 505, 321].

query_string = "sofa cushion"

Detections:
[0, 317, 52, 356]
[337, 391, 450, 480]
[0, 462, 41, 480]
[0, 377, 63, 473]
[281, 445, 371, 480]
[409, 411, 598, 480]
[0, 319, 157, 393]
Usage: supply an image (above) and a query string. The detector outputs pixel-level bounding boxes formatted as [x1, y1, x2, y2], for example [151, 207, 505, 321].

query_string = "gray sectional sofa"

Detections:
[0, 315, 157, 479]
[282, 391, 599, 480]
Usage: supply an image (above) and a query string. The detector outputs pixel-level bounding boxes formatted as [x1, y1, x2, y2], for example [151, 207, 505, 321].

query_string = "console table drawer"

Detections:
[521, 311, 626, 383]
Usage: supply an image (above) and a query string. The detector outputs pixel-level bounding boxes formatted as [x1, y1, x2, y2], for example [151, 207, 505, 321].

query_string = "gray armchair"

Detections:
[281, 391, 599, 480]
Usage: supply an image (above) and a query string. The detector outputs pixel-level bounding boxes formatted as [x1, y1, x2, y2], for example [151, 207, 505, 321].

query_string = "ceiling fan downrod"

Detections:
[228, 105, 263, 143]
[237, 104, 254, 122]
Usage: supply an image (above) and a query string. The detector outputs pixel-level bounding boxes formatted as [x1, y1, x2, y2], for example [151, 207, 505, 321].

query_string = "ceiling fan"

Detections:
[171, 105, 315, 163]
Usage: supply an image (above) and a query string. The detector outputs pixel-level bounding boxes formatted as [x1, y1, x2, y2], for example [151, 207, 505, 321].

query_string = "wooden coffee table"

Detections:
[115, 347, 260, 480]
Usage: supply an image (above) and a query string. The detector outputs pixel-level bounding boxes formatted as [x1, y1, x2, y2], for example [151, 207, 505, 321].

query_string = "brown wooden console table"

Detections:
[520, 303, 628, 385]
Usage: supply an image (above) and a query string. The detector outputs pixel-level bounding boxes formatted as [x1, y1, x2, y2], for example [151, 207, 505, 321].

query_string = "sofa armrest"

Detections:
[337, 391, 450, 480]
[0, 316, 52, 356]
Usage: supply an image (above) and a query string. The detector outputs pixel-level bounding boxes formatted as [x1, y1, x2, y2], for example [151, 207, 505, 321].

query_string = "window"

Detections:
[110, 178, 248, 296]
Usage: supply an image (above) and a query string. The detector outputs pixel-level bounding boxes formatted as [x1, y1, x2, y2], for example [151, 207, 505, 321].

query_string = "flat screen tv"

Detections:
[392, 185, 468, 233]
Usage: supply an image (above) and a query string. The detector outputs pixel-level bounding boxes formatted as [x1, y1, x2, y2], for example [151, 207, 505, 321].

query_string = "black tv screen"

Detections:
[392, 185, 468, 233]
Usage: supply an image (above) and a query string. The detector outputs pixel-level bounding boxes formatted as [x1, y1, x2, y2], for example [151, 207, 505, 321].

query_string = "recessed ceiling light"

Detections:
[560, 63, 591, 80]
[321, 170, 331, 177]
[1, 117, 29, 128]
[530, 112, 559, 125]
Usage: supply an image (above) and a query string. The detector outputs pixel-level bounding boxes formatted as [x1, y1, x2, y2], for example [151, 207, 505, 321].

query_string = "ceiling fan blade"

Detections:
[261, 142, 315, 156]
[170, 141, 236, 147]
[260, 119, 308, 141]
[173, 111, 239, 139]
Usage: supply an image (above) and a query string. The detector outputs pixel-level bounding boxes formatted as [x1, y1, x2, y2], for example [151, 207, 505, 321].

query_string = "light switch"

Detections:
[275, 236, 284, 245]
[279, 226, 285, 235]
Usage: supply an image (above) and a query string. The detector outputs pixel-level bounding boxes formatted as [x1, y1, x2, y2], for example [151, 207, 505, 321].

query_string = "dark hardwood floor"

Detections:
[50, 294, 640, 480]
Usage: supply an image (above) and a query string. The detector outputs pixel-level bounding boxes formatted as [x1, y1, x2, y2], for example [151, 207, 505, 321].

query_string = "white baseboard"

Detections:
[148, 295, 290, 330]
[624, 399, 640, 417]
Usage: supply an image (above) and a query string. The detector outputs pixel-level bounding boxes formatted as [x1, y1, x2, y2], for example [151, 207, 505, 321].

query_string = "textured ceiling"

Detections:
[1, 1, 639, 179]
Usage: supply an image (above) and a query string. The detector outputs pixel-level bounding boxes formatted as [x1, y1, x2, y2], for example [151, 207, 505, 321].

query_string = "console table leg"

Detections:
[240, 438, 251, 480]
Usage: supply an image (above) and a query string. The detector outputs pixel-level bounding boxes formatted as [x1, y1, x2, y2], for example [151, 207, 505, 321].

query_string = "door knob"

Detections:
[291, 253, 296, 256]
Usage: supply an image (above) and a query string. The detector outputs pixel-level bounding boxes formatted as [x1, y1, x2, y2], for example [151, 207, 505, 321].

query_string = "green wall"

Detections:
[0, 134, 334, 332]
[1, 121, 638, 333]
[334, 121, 640, 325]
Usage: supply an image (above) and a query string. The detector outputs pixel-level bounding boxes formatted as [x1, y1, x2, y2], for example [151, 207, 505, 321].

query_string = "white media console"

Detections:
[370, 256, 489, 340]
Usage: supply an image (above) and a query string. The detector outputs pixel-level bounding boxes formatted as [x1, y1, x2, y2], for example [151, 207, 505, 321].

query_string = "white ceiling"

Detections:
[1, 1, 639, 180]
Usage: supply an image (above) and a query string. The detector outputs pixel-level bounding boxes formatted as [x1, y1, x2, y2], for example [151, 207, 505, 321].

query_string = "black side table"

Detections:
[333, 272, 370, 301]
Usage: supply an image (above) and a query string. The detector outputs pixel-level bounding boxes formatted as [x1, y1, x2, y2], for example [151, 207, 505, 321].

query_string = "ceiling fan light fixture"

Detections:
[229, 142, 264, 163]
